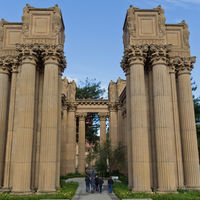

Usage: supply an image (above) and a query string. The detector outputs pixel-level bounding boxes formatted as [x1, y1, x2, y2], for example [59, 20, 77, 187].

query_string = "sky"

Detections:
[0, 0, 200, 97]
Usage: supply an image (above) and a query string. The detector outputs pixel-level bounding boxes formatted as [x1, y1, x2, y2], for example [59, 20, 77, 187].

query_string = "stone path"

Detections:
[66, 178, 119, 200]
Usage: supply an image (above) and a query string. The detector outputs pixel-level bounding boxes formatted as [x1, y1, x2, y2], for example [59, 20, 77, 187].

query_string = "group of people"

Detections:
[85, 175, 114, 193]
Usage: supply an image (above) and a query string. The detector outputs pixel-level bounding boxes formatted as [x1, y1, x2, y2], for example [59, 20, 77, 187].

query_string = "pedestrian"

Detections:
[90, 177, 95, 193]
[108, 176, 114, 193]
[95, 176, 99, 191]
[98, 177, 104, 193]
[85, 176, 90, 192]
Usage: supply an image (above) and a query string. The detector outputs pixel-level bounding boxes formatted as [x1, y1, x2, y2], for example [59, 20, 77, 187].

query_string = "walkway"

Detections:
[66, 178, 119, 200]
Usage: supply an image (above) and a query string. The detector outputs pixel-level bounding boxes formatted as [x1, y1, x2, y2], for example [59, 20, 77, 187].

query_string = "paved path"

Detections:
[66, 178, 119, 200]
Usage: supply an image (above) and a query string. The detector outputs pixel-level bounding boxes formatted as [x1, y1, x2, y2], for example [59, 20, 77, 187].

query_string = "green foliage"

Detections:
[113, 182, 200, 199]
[87, 139, 125, 176]
[0, 181, 78, 200]
[61, 172, 85, 180]
[76, 77, 105, 99]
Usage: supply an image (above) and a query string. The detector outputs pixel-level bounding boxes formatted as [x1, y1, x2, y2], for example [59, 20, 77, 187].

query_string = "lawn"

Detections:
[114, 177, 200, 200]
[0, 181, 78, 200]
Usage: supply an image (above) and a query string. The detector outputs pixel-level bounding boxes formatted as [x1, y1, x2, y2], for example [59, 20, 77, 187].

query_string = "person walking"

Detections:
[95, 176, 99, 191]
[98, 177, 104, 193]
[108, 176, 114, 193]
[90, 177, 95, 193]
[85, 176, 90, 192]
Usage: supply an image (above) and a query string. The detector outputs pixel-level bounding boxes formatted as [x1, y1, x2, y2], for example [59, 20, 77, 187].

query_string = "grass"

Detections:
[0, 181, 78, 200]
[113, 176, 200, 200]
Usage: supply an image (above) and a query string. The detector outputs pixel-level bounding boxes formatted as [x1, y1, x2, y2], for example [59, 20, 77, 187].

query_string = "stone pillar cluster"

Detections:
[0, 43, 66, 194]
[121, 44, 200, 192]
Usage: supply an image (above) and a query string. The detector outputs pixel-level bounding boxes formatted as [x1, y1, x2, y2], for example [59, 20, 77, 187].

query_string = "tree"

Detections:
[76, 78, 106, 144]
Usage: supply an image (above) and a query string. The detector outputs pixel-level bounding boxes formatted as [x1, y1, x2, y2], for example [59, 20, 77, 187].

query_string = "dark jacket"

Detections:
[108, 178, 114, 185]
[99, 178, 104, 186]
[85, 176, 90, 185]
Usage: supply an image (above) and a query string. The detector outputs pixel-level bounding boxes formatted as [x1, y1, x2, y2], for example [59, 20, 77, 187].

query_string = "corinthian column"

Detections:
[3, 58, 19, 190]
[127, 45, 151, 192]
[77, 113, 87, 174]
[66, 103, 76, 174]
[99, 112, 108, 145]
[0, 57, 11, 187]
[176, 57, 200, 189]
[38, 44, 66, 193]
[150, 45, 176, 192]
[11, 44, 38, 193]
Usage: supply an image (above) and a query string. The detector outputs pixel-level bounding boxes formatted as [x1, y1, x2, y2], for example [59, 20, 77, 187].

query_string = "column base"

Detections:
[156, 189, 178, 194]
[37, 190, 56, 194]
[11, 190, 33, 195]
[132, 188, 153, 193]
[185, 186, 200, 191]
[0, 187, 11, 192]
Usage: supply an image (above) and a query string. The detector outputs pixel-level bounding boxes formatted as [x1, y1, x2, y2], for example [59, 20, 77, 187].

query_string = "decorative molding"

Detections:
[76, 99, 109, 106]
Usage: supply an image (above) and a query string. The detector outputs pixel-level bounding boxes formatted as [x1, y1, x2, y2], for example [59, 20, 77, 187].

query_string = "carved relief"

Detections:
[156, 5, 166, 38]
[179, 20, 190, 49]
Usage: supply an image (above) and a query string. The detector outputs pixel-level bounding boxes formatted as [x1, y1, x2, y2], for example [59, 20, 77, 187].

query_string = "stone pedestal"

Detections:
[99, 113, 107, 145]
[0, 57, 10, 187]
[177, 57, 200, 189]
[77, 113, 87, 174]
[3, 61, 18, 190]
[12, 45, 38, 193]
[150, 45, 176, 192]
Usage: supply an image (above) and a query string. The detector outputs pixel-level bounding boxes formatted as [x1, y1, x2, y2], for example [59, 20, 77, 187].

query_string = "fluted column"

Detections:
[176, 56, 200, 189]
[3, 58, 18, 190]
[99, 113, 108, 145]
[128, 45, 151, 192]
[121, 56, 133, 188]
[169, 57, 184, 188]
[117, 104, 123, 143]
[150, 44, 176, 192]
[11, 44, 38, 193]
[66, 103, 76, 174]
[0, 57, 11, 187]
[77, 113, 87, 174]
[109, 103, 118, 149]
[38, 44, 66, 193]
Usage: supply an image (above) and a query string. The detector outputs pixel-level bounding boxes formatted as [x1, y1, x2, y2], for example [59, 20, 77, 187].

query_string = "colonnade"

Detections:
[0, 43, 66, 193]
[121, 44, 200, 192]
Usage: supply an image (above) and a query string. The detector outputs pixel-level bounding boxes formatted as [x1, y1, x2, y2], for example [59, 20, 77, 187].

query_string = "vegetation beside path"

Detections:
[0, 180, 78, 200]
[113, 175, 200, 200]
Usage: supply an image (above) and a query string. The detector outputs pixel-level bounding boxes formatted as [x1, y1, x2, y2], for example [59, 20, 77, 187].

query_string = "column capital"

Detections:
[149, 44, 170, 65]
[67, 102, 77, 112]
[98, 112, 109, 121]
[109, 102, 118, 112]
[121, 44, 148, 73]
[0, 56, 13, 74]
[76, 112, 87, 121]
[40, 44, 66, 72]
[176, 56, 196, 75]
[16, 43, 38, 64]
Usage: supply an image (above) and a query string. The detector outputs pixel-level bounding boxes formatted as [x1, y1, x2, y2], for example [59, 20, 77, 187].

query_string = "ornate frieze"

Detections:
[149, 44, 170, 65]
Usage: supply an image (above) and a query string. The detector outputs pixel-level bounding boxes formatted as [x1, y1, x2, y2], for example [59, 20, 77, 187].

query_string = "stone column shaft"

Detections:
[3, 64, 18, 189]
[77, 113, 87, 174]
[66, 104, 76, 174]
[177, 57, 200, 189]
[0, 60, 10, 187]
[12, 56, 37, 193]
[129, 61, 151, 192]
[38, 58, 59, 193]
[151, 45, 176, 192]
[99, 113, 107, 145]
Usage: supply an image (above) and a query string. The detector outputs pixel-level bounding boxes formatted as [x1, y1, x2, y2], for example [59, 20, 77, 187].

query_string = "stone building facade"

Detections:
[0, 4, 199, 194]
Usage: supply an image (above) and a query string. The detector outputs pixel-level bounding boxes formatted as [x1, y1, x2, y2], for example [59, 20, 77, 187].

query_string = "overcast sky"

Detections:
[0, 0, 200, 96]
